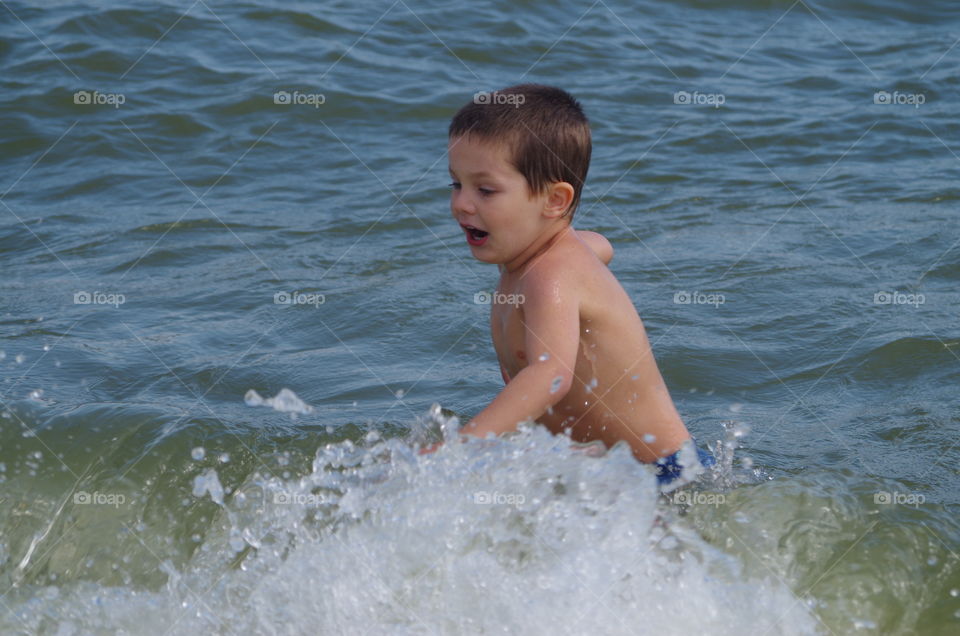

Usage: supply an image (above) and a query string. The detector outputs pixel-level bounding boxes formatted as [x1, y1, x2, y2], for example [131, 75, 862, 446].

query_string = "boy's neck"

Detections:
[501, 221, 572, 275]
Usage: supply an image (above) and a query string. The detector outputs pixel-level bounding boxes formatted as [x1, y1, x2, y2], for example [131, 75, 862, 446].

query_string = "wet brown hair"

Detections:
[448, 84, 591, 218]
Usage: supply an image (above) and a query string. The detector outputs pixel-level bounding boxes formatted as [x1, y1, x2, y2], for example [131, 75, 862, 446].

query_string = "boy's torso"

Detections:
[490, 230, 690, 461]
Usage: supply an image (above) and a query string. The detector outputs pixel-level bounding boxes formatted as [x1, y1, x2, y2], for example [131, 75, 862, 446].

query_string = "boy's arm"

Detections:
[462, 270, 580, 438]
[576, 230, 613, 265]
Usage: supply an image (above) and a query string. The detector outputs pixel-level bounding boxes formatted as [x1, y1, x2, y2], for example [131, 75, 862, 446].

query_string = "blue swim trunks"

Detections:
[655, 439, 716, 486]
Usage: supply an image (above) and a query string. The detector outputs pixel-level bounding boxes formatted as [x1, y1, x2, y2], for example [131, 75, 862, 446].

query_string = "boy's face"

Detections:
[448, 135, 559, 268]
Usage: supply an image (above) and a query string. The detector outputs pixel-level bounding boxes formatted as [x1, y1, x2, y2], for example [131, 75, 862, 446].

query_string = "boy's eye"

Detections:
[448, 181, 461, 190]
[478, 187, 495, 196]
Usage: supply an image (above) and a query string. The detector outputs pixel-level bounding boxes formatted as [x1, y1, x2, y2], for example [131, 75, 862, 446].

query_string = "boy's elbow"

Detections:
[598, 239, 613, 266]
[577, 230, 613, 265]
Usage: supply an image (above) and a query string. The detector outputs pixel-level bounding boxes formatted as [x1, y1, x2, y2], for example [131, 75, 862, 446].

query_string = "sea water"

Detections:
[2, 0, 959, 633]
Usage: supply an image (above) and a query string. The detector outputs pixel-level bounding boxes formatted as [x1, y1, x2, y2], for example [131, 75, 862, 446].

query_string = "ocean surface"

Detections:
[1, 0, 959, 633]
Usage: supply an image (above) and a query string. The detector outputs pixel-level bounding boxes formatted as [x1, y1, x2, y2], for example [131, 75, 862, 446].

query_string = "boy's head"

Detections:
[448, 84, 591, 219]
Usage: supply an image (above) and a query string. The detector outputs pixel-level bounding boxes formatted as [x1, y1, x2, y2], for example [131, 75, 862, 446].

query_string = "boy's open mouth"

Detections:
[461, 224, 489, 246]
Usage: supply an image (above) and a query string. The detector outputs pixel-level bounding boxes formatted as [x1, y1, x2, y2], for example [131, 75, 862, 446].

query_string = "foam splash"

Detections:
[244, 388, 314, 416]
[192, 468, 224, 505]
[0, 408, 818, 634]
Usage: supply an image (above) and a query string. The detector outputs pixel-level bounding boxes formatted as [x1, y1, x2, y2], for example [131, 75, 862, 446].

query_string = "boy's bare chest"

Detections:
[490, 277, 527, 378]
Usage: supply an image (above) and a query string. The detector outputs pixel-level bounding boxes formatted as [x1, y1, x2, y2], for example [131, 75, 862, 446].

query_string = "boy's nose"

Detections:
[451, 190, 475, 216]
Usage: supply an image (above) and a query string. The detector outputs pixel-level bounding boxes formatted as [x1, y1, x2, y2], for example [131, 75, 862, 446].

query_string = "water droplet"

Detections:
[351, 401, 358, 407]
[538, 353, 550, 362]
[550, 376, 564, 393]
[42, 344, 51, 352]
[631, 374, 639, 381]
[395, 389, 405, 399]
[950, 588, 959, 597]
[0, 351, 5, 361]
[219, 453, 230, 464]
[927, 556, 938, 566]
[191, 447, 205, 461]
[643, 434, 656, 444]
[742, 456, 754, 469]
[546, 406, 553, 415]
[585, 378, 598, 393]
[15, 354, 25, 364]
[28, 389, 43, 400]
[730, 403, 743, 413]
[584, 328, 590, 333]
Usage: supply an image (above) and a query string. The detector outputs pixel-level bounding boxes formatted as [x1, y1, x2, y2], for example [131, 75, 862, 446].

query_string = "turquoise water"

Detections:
[2, 0, 959, 633]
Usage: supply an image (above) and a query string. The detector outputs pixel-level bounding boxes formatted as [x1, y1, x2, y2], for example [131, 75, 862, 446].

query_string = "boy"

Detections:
[441, 84, 713, 486]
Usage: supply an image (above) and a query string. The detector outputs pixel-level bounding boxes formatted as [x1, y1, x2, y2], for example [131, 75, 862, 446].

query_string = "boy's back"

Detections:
[491, 225, 689, 463]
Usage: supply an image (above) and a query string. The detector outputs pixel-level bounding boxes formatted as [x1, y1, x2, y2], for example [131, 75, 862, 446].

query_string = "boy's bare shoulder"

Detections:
[520, 229, 607, 293]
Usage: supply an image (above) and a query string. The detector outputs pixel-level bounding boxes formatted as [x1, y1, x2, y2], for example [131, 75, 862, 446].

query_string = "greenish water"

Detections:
[1, 0, 959, 633]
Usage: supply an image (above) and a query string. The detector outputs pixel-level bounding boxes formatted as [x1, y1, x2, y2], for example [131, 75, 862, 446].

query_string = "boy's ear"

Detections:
[542, 181, 575, 219]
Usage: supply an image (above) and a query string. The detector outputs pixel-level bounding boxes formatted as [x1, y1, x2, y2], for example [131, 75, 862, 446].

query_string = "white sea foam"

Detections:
[244, 388, 314, 415]
[0, 412, 818, 635]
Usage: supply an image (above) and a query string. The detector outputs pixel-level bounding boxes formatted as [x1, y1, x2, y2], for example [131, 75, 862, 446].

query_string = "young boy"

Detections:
[442, 84, 713, 486]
